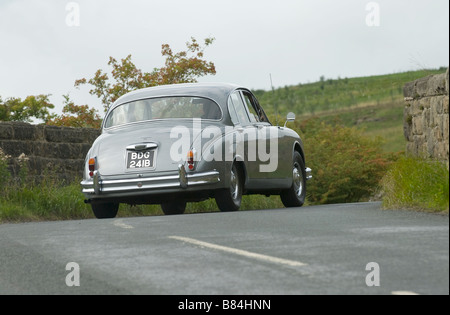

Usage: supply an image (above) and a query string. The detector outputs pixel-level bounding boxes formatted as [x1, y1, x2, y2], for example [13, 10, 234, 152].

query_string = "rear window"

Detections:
[104, 96, 222, 128]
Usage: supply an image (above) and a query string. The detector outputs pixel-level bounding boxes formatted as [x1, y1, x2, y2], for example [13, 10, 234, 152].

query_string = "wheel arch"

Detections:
[293, 141, 306, 165]
[232, 157, 248, 190]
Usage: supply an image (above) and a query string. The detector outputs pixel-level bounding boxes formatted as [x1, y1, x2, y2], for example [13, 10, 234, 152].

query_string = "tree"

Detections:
[75, 37, 216, 112]
[0, 95, 55, 123]
[46, 94, 102, 128]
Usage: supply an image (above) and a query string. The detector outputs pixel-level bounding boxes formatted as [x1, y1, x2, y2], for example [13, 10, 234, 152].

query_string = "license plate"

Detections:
[126, 150, 155, 169]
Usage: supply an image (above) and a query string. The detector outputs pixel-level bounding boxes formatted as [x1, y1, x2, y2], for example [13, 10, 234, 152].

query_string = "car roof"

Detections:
[110, 82, 245, 112]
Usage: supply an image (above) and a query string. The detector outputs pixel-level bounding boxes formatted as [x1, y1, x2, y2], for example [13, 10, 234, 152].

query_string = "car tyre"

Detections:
[215, 163, 243, 212]
[161, 200, 187, 215]
[91, 202, 119, 219]
[280, 151, 306, 208]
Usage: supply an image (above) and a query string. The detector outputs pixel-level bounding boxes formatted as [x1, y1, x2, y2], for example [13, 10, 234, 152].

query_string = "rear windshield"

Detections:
[104, 96, 222, 128]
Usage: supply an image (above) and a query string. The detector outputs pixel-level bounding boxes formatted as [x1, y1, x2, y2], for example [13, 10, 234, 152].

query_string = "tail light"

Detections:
[88, 157, 96, 177]
[187, 150, 195, 170]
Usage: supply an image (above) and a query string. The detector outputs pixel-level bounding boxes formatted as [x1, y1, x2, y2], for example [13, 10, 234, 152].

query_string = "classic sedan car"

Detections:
[81, 83, 311, 218]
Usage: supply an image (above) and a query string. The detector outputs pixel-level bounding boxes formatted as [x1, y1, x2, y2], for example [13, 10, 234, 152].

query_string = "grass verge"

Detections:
[0, 179, 286, 223]
[381, 156, 449, 213]
[0, 182, 93, 223]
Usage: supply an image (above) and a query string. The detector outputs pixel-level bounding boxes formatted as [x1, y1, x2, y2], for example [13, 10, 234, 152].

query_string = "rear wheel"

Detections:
[161, 200, 187, 215]
[91, 202, 119, 219]
[280, 151, 306, 208]
[215, 163, 243, 212]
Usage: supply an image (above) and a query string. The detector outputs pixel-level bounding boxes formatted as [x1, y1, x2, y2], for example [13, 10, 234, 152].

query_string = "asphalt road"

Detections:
[0, 202, 448, 295]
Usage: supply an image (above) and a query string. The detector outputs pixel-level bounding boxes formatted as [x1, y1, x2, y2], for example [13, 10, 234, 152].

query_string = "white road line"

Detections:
[112, 219, 134, 229]
[391, 291, 420, 295]
[168, 235, 307, 267]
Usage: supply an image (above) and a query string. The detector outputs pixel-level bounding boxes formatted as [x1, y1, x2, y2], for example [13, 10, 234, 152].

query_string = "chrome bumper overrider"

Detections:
[306, 167, 312, 180]
[81, 164, 220, 195]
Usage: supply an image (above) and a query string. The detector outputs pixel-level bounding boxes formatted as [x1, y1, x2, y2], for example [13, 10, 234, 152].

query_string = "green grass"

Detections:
[294, 100, 407, 153]
[381, 157, 449, 212]
[0, 181, 93, 223]
[0, 177, 286, 223]
[258, 68, 447, 153]
[255, 68, 446, 116]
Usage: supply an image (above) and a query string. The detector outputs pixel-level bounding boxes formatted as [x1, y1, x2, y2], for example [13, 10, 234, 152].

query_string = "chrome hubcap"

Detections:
[293, 163, 303, 197]
[230, 166, 239, 200]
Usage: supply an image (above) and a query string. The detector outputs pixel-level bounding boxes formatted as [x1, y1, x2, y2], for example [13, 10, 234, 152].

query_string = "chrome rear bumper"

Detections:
[81, 164, 220, 196]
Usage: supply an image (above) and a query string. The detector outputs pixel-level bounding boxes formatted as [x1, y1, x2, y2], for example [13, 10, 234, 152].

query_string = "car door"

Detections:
[229, 90, 278, 183]
[239, 91, 271, 178]
[252, 91, 297, 186]
[227, 91, 258, 179]
[241, 90, 288, 181]
[227, 90, 292, 190]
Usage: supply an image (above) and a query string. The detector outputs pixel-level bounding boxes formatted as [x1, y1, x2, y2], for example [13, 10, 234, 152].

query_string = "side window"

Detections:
[242, 92, 260, 123]
[227, 97, 239, 125]
[243, 91, 270, 123]
[229, 92, 250, 124]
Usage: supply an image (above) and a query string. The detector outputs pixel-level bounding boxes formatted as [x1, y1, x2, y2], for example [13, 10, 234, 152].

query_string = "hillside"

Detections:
[254, 68, 447, 153]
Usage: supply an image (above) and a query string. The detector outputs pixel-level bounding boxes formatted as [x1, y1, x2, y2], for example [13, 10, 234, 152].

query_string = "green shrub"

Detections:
[381, 156, 449, 212]
[297, 119, 396, 204]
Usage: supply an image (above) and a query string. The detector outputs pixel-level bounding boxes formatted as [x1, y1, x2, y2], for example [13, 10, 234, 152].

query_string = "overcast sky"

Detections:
[0, 0, 448, 114]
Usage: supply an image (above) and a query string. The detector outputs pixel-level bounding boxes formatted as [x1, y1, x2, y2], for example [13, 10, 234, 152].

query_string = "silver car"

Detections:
[81, 83, 311, 218]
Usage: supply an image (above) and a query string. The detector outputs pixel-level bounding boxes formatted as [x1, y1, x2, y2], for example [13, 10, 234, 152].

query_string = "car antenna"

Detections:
[270, 73, 278, 126]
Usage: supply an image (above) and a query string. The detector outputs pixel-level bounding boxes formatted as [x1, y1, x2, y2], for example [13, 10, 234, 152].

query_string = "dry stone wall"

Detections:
[403, 68, 449, 162]
[0, 122, 100, 181]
